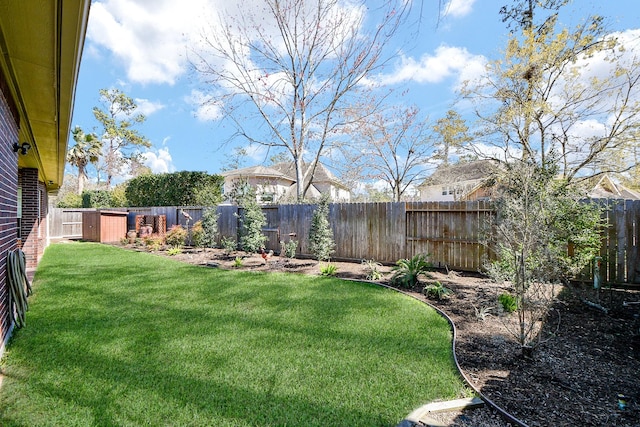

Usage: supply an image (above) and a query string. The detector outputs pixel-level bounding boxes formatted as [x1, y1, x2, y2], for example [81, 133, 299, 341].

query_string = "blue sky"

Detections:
[69, 0, 640, 183]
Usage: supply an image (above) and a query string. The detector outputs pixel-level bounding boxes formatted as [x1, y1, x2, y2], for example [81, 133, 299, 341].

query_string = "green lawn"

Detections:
[0, 243, 467, 426]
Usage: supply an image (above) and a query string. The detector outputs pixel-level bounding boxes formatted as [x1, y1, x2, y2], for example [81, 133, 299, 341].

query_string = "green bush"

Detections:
[81, 190, 112, 208]
[423, 281, 452, 300]
[56, 192, 83, 208]
[238, 200, 267, 253]
[199, 208, 219, 248]
[390, 254, 432, 289]
[362, 259, 383, 281]
[190, 221, 205, 248]
[280, 240, 298, 258]
[220, 236, 237, 255]
[165, 225, 187, 248]
[319, 263, 338, 276]
[498, 293, 518, 313]
[125, 171, 223, 207]
[308, 196, 335, 261]
[167, 247, 183, 256]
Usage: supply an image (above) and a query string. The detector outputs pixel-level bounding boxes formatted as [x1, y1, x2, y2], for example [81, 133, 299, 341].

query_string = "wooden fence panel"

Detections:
[627, 200, 640, 283]
[216, 205, 238, 245]
[405, 201, 490, 271]
[49, 200, 640, 285]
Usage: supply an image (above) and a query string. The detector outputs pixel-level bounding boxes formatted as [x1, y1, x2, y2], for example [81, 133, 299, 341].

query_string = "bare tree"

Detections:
[461, 0, 640, 181]
[191, 0, 412, 200]
[341, 104, 433, 202]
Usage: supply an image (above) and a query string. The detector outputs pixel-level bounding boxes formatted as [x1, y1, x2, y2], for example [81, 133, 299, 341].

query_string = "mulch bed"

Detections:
[136, 246, 640, 426]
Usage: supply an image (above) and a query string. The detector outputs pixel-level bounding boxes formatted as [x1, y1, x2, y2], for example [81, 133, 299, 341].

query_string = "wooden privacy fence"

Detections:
[49, 199, 640, 285]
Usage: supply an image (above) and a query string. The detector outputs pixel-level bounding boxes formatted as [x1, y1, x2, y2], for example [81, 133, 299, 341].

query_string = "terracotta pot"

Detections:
[139, 225, 153, 237]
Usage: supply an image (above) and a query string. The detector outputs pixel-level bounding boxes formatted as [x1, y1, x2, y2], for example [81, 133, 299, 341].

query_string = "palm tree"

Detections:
[67, 126, 102, 194]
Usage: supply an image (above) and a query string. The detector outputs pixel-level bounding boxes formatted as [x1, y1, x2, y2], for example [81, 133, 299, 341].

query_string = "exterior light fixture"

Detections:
[12, 142, 31, 155]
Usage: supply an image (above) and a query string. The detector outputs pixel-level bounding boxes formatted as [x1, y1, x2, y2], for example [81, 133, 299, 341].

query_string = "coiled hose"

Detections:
[6, 249, 32, 329]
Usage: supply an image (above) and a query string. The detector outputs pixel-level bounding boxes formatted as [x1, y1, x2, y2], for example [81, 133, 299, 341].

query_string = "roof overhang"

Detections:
[0, 0, 90, 192]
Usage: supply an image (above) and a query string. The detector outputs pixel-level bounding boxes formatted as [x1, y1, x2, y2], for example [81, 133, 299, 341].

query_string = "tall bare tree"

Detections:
[341, 104, 433, 202]
[93, 88, 151, 188]
[191, 0, 412, 200]
[461, 0, 640, 182]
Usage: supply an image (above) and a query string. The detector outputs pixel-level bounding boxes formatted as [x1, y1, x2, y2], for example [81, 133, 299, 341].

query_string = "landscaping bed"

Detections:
[154, 247, 640, 427]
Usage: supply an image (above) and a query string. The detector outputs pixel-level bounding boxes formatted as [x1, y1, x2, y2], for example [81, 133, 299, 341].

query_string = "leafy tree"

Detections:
[66, 126, 102, 194]
[125, 171, 223, 207]
[432, 110, 472, 166]
[197, 208, 220, 248]
[192, 0, 411, 200]
[308, 196, 335, 262]
[81, 190, 113, 208]
[341, 104, 433, 202]
[56, 192, 83, 208]
[486, 158, 603, 357]
[93, 88, 151, 188]
[236, 186, 267, 253]
[461, 0, 640, 181]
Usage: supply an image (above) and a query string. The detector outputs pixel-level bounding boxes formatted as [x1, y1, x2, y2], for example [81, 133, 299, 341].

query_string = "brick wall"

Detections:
[19, 168, 47, 271]
[0, 74, 19, 350]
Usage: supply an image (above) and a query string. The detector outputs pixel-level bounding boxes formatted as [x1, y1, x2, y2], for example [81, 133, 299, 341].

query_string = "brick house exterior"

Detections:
[0, 1, 90, 357]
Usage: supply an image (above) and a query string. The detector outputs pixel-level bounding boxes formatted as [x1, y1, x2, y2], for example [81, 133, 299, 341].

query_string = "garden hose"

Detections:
[6, 249, 32, 329]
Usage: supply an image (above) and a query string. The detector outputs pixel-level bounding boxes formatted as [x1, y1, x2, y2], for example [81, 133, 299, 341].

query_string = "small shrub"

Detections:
[498, 293, 518, 313]
[423, 281, 452, 300]
[199, 208, 219, 248]
[167, 247, 183, 256]
[280, 240, 298, 258]
[473, 305, 494, 322]
[362, 259, 383, 281]
[319, 263, 338, 276]
[143, 235, 164, 252]
[237, 199, 267, 253]
[233, 256, 244, 268]
[308, 196, 335, 261]
[220, 236, 237, 255]
[390, 254, 432, 289]
[190, 221, 205, 248]
[166, 225, 187, 247]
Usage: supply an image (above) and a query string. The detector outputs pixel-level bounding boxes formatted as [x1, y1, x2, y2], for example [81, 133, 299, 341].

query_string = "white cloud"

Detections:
[443, 0, 476, 18]
[371, 45, 486, 88]
[185, 90, 223, 122]
[87, 0, 212, 85]
[134, 98, 165, 116]
[142, 147, 175, 173]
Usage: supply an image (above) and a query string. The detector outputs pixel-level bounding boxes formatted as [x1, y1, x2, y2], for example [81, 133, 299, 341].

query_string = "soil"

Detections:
[142, 246, 640, 427]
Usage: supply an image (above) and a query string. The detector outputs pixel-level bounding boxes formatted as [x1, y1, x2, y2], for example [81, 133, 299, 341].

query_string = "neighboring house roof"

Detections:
[419, 160, 499, 187]
[222, 161, 348, 191]
[220, 165, 295, 182]
[0, 1, 91, 191]
[587, 175, 640, 200]
[270, 161, 349, 190]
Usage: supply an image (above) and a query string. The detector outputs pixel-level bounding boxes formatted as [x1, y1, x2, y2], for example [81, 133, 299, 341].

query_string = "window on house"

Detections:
[260, 193, 275, 203]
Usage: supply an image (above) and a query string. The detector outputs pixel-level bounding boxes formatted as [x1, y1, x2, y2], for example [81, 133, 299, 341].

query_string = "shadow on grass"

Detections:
[0, 243, 461, 427]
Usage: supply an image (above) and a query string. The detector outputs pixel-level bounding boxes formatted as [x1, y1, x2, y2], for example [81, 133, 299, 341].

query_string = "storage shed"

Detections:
[82, 210, 128, 243]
